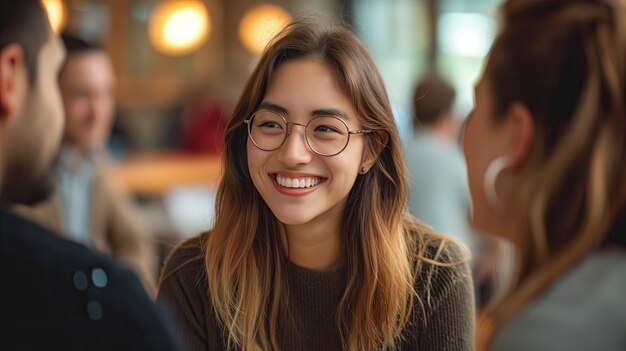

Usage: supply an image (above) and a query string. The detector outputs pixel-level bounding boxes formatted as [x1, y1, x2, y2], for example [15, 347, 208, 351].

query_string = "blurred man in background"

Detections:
[0, 0, 179, 348]
[16, 34, 156, 291]
[404, 72, 510, 308]
[404, 72, 472, 247]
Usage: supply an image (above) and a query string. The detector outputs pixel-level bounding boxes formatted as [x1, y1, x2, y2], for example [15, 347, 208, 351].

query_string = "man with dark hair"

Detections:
[411, 72, 458, 135]
[404, 72, 472, 247]
[17, 33, 156, 291]
[0, 0, 58, 204]
[0, 1, 180, 349]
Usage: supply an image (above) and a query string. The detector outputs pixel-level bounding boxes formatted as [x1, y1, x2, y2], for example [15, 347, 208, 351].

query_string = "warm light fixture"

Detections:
[42, 0, 66, 33]
[239, 4, 291, 54]
[149, 0, 211, 56]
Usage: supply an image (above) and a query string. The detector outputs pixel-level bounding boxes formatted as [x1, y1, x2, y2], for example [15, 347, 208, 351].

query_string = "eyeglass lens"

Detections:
[248, 110, 350, 156]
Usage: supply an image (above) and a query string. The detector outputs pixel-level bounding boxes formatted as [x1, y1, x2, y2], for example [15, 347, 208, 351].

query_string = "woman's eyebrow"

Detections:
[258, 101, 289, 114]
[259, 101, 351, 122]
[312, 108, 350, 121]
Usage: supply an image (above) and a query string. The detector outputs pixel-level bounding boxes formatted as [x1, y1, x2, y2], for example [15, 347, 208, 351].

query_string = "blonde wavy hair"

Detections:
[480, 0, 626, 347]
[203, 19, 452, 350]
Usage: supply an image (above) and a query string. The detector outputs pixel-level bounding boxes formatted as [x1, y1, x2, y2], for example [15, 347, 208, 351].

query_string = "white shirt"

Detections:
[57, 143, 95, 245]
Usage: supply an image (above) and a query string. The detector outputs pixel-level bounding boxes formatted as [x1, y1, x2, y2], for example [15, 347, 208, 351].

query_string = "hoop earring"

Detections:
[483, 156, 509, 209]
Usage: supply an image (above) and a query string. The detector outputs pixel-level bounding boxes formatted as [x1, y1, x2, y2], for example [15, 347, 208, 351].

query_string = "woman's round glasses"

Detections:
[243, 109, 374, 157]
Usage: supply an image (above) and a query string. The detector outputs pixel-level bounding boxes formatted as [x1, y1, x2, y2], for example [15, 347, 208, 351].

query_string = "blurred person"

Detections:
[158, 19, 475, 351]
[404, 72, 471, 246]
[16, 34, 156, 291]
[405, 73, 508, 310]
[0, 0, 180, 349]
[463, 0, 626, 350]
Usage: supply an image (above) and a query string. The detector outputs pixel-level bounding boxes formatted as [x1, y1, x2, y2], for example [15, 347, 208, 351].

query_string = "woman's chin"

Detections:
[272, 210, 315, 226]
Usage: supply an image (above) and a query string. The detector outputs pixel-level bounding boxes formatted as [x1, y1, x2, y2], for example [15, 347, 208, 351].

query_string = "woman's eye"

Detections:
[260, 121, 282, 129]
[314, 125, 339, 133]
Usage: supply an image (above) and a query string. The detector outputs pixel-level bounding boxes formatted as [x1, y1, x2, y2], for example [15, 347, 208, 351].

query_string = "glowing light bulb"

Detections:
[149, 1, 211, 56]
[239, 4, 291, 54]
[42, 0, 66, 33]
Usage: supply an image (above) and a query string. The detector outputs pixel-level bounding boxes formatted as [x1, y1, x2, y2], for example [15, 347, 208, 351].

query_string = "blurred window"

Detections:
[351, 0, 501, 138]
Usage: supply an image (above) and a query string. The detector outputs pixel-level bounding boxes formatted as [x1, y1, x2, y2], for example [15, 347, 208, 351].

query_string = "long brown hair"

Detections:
[481, 0, 626, 345]
[204, 19, 448, 350]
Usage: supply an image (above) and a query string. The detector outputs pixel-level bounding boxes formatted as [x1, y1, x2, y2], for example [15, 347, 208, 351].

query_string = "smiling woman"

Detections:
[247, 59, 372, 230]
[158, 18, 475, 351]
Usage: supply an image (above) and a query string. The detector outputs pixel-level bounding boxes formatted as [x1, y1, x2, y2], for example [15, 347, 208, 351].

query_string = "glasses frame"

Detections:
[243, 109, 375, 157]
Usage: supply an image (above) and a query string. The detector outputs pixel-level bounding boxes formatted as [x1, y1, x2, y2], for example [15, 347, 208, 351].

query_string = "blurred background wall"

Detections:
[41, 0, 502, 242]
[44, 0, 500, 149]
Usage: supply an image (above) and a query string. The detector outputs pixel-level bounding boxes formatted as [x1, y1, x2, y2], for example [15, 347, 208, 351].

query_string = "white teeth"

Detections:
[275, 174, 321, 188]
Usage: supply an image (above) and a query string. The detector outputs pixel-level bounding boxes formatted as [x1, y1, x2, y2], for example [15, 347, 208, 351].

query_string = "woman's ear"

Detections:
[360, 130, 389, 171]
[505, 102, 535, 170]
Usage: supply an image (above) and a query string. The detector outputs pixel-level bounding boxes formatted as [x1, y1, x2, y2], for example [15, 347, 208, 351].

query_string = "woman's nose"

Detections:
[277, 124, 313, 166]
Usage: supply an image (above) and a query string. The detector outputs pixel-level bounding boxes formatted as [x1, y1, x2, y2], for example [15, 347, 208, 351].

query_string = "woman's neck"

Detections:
[282, 216, 342, 272]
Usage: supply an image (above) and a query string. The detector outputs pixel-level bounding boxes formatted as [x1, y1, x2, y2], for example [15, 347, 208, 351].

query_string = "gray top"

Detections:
[492, 249, 626, 351]
[404, 130, 471, 248]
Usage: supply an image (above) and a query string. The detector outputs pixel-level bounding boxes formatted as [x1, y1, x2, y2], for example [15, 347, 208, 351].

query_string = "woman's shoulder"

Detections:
[405, 215, 471, 265]
[159, 232, 208, 286]
[157, 232, 219, 350]
[492, 249, 626, 351]
[420, 238, 472, 294]
[401, 216, 476, 348]
[405, 215, 473, 300]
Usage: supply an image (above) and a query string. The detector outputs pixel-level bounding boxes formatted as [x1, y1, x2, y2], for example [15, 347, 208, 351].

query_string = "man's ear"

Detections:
[360, 130, 389, 172]
[0, 44, 26, 120]
[504, 102, 535, 170]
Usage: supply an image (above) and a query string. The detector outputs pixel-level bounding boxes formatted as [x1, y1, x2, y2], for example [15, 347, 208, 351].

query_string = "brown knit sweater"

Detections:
[157, 233, 475, 351]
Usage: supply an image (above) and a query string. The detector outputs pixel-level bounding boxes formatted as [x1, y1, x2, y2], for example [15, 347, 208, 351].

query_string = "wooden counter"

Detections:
[111, 152, 222, 196]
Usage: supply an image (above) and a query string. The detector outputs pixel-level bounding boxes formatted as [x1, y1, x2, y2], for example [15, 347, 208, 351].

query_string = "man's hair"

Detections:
[59, 34, 105, 75]
[0, 0, 50, 84]
[61, 34, 103, 55]
[412, 72, 456, 127]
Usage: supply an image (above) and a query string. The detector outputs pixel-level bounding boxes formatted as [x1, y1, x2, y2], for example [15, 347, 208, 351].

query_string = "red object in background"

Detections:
[179, 97, 230, 154]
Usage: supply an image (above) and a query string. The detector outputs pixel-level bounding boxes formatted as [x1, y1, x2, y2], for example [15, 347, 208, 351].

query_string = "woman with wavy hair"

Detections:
[158, 19, 474, 351]
[463, 0, 626, 350]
